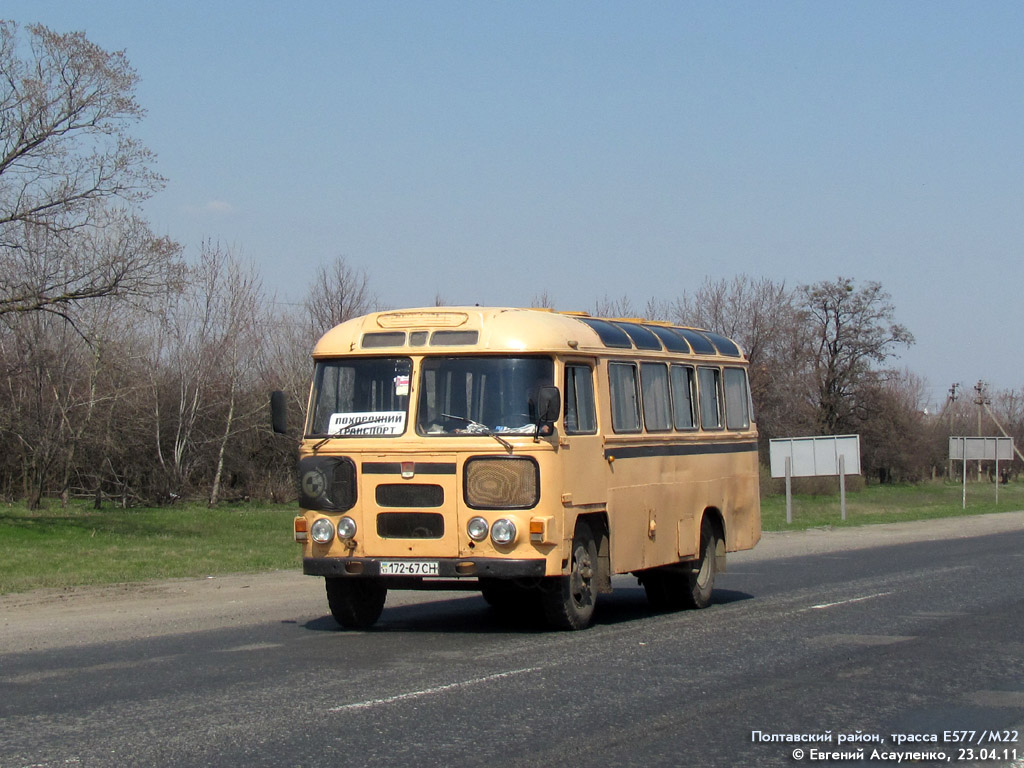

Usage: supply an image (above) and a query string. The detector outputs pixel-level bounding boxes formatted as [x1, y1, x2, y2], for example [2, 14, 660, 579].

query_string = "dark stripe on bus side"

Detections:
[362, 462, 457, 475]
[604, 441, 758, 461]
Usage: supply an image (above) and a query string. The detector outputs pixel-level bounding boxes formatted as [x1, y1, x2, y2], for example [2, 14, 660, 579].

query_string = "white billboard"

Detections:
[769, 435, 861, 479]
[948, 436, 1014, 461]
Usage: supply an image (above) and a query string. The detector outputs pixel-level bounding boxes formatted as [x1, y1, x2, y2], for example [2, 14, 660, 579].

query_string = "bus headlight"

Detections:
[337, 516, 357, 540]
[310, 518, 335, 544]
[467, 516, 489, 542]
[491, 518, 517, 546]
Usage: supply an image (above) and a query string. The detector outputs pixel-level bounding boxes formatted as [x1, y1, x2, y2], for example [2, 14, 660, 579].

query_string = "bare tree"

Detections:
[146, 245, 229, 498]
[0, 23, 160, 229]
[671, 276, 801, 367]
[207, 252, 265, 506]
[593, 294, 637, 318]
[669, 276, 813, 442]
[0, 22, 179, 320]
[991, 388, 1024, 459]
[0, 311, 67, 507]
[799, 277, 914, 434]
[0, 210, 181, 321]
[252, 303, 307, 500]
[304, 256, 378, 339]
[530, 290, 556, 309]
[859, 369, 934, 482]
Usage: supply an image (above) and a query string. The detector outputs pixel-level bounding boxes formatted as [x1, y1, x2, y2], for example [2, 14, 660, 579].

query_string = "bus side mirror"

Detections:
[270, 390, 288, 434]
[536, 386, 561, 424]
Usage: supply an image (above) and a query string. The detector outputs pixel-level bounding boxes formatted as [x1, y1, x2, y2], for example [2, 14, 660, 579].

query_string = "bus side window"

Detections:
[723, 367, 751, 430]
[697, 366, 723, 430]
[670, 364, 696, 430]
[640, 362, 671, 432]
[609, 362, 641, 433]
[565, 364, 597, 434]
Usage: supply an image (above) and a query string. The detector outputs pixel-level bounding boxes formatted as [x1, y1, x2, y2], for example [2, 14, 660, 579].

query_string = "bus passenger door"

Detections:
[559, 363, 606, 507]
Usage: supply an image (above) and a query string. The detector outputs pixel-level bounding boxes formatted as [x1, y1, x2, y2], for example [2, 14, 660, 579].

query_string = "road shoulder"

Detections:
[3, 511, 1022, 652]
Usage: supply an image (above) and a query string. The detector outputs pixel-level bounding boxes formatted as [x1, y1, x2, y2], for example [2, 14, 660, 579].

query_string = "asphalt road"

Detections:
[2, 513, 1024, 768]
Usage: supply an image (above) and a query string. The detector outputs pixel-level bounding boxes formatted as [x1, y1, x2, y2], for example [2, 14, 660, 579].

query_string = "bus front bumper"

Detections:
[303, 556, 548, 589]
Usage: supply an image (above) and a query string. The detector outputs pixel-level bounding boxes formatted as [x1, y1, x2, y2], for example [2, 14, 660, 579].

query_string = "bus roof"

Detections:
[313, 307, 746, 360]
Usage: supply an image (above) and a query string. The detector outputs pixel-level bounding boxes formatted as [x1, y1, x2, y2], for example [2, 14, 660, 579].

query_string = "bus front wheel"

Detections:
[325, 577, 387, 629]
[541, 522, 598, 630]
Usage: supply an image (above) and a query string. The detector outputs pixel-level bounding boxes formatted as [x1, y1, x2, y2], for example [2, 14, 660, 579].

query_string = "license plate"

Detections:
[379, 560, 439, 576]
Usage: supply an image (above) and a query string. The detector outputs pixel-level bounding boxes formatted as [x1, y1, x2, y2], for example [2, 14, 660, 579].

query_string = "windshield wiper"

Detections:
[312, 416, 396, 451]
[441, 413, 514, 454]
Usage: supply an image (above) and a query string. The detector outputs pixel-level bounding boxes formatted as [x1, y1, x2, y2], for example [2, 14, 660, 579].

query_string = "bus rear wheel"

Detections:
[642, 518, 719, 611]
[325, 577, 387, 629]
[541, 521, 598, 630]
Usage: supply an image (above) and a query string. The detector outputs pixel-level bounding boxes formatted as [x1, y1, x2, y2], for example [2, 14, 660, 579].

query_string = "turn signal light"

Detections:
[530, 516, 554, 544]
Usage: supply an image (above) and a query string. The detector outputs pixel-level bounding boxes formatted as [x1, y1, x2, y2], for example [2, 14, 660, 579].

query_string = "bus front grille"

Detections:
[375, 483, 444, 507]
[376, 512, 445, 539]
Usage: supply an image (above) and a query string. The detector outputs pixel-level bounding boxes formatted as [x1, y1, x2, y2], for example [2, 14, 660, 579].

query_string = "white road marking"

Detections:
[804, 592, 893, 610]
[329, 666, 543, 712]
[969, 691, 1024, 707]
[216, 642, 284, 653]
[806, 634, 915, 646]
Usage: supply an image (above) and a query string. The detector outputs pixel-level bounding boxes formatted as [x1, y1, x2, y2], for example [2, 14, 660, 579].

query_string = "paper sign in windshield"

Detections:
[328, 411, 406, 436]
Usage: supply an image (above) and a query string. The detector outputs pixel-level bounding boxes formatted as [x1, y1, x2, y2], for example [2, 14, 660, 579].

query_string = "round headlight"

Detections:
[491, 518, 517, 546]
[337, 516, 357, 540]
[467, 516, 489, 542]
[310, 518, 335, 544]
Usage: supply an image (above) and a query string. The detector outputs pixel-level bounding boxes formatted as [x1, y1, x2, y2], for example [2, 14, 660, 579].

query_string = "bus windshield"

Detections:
[416, 356, 553, 435]
[308, 357, 412, 437]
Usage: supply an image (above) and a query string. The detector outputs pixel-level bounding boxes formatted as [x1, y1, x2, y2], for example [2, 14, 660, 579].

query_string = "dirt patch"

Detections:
[0, 570, 317, 653]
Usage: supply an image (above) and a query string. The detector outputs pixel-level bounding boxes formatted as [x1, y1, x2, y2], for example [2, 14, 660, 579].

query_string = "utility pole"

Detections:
[947, 383, 959, 479]
[974, 380, 990, 481]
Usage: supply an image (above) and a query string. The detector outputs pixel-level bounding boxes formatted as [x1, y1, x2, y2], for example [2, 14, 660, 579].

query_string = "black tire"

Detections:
[683, 518, 719, 609]
[642, 517, 719, 611]
[541, 521, 599, 630]
[325, 577, 387, 629]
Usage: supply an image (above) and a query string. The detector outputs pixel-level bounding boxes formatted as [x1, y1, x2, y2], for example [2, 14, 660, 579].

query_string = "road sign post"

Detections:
[785, 456, 792, 525]
[839, 454, 846, 521]
[769, 435, 861, 524]
[948, 437, 1014, 509]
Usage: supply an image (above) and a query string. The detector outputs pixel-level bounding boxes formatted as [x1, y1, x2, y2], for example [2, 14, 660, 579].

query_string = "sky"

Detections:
[5, 1, 1024, 403]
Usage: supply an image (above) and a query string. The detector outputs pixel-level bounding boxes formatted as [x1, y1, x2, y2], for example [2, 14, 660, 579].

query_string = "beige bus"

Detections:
[273, 306, 760, 630]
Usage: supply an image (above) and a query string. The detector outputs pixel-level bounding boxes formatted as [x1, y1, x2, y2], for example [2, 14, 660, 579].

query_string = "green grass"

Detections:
[761, 480, 1024, 531]
[3, 482, 1022, 595]
[0, 501, 300, 595]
